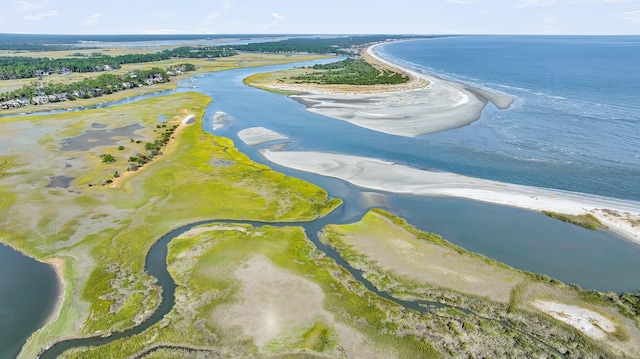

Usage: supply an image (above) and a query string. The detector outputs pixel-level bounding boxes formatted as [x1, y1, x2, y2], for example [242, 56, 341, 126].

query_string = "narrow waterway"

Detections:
[39, 198, 565, 358]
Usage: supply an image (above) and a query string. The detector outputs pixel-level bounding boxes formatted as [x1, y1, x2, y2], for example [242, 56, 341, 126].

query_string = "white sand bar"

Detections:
[533, 300, 616, 340]
[270, 44, 513, 138]
[261, 149, 640, 243]
[237, 127, 288, 146]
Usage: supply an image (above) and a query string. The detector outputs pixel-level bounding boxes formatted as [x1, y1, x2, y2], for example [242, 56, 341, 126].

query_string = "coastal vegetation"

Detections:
[2, 35, 639, 359]
[59, 225, 437, 358]
[1, 91, 340, 358]
[320, 209, 640, 358]
[0, 47, 233, 80]
[542, 210, 607, 230]
[0, 53, 331, 115]
[289, 58, 408, 85]
[233, 34, 434, 54]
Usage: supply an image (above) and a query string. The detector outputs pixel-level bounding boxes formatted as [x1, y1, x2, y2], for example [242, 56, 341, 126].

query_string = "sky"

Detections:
[0, 0, 639, 35]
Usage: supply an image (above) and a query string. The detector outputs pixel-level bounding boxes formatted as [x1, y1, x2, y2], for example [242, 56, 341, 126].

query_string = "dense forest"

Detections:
[0, 47, 235, 80]
[289, 58, 408, 85]
[233, 34, 431, 54]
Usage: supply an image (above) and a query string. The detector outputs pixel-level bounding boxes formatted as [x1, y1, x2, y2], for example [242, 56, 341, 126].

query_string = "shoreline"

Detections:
[255, 41, 513, 138]
[43, 257, 66, 327]
[261, 149, 640, 245]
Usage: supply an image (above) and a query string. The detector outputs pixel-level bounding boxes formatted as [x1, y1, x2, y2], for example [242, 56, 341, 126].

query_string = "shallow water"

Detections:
[0, 245, 58, 359]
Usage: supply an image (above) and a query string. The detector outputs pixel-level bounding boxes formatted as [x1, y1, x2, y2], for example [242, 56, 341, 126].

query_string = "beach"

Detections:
[261, 149, 640, 244]
[43, 258, 66, 326]
[259, 43, 513, 137]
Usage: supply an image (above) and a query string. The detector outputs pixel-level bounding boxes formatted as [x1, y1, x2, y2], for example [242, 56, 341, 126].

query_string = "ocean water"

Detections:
[194, 37, 640, 292]
[377, 36, 640, 201]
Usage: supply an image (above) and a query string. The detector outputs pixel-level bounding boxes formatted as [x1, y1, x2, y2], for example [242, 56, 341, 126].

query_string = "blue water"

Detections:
[377, 36, 640, 201]
[194, 36, 640, 293]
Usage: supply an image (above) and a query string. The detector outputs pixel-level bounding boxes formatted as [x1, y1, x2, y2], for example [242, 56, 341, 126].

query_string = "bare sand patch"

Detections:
[210, 255, 395, 358]
[532, 300, 616, 340]
[261, 150, 640, 244]
[237, 127, 288, 146]
[211, 111, 232, 130]
[43, 257, 67, 326]
[212, 256, 328, 347]
[258, 43, 513, 137]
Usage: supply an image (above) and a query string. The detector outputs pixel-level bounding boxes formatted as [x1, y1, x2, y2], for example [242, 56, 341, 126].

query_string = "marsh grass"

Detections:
[61, 225, 436, 358]
[322, 209, 633, 357]
[5, 91, 339, 358]
[542, 210, 607, 230]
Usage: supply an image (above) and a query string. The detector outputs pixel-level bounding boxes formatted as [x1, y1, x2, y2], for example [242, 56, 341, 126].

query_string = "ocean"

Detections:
[377, 36, 640, 202]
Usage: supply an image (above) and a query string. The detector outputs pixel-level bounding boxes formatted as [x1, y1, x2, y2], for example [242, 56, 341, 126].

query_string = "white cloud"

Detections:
[203, 3, 232, 23]
[12, 0, 48, 13]
[621, 9, 640, 25]
[264, 12, 285, 29]
[517, 0, 557, 7]
[82, 12, 102, 26]
[23, 9, 61, 21]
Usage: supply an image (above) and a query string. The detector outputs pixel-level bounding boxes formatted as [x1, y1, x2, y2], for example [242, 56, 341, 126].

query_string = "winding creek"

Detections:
[40, 199, 564, 358]
[3, 55, 640, 357]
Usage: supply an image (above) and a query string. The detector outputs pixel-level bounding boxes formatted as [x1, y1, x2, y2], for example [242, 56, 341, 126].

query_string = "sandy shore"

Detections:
[43, 257, 66, 326]
[261, 149, 640, 244]
[260, 43, 513, 137]
[237, 127, 288, 146]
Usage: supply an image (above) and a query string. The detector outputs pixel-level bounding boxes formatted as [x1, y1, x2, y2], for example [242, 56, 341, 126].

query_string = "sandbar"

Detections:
[261, 149, 640, 244]
[260, 43, 513, 137]
[237, 127, 288, 146]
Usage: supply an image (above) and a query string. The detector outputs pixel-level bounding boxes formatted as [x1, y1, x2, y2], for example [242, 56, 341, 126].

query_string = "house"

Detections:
[32, 95, 49, 105]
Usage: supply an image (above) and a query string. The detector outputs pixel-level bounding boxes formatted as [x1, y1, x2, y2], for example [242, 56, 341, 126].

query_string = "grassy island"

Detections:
[321, 209, 640, 358]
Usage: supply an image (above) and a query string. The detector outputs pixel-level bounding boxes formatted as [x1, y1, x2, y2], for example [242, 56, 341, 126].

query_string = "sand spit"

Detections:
[532, 300, 616, 340]
[261, 150, 640, 244]
[237, 127, 288, 146]
[262, 43, 513, 137]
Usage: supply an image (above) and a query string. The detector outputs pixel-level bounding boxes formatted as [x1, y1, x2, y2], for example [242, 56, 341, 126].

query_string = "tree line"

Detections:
[0, 64, 194, 106]
[289, 58, 408, 85]
[0, 47, 235, 80]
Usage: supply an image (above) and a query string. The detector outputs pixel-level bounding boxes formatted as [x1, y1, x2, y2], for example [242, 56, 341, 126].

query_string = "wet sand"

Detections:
[261, 149, 640, 244]
[237, 127, 288, 146]
[260, 43, 513, 137]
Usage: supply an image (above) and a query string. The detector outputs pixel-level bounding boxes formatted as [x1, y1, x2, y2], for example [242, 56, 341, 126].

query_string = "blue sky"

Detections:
[0, 0, 639, 35]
